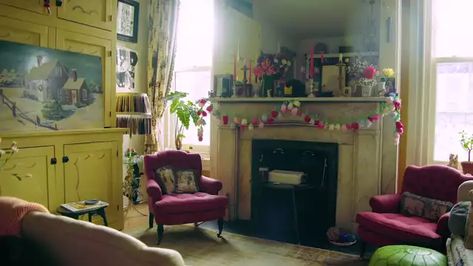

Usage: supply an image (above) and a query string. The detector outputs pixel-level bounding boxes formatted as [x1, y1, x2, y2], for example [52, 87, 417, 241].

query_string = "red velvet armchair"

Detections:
[144, 150, 228, 244]
[356, 165, 473, 256]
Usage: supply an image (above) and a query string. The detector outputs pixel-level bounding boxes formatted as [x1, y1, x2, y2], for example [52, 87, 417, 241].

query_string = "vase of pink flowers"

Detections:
[254, 53, 292, 97]
[347, 58, 378, 97]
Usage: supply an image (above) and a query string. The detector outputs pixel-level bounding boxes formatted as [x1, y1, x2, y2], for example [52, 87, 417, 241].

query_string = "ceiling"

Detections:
[252, 0, 377, 39]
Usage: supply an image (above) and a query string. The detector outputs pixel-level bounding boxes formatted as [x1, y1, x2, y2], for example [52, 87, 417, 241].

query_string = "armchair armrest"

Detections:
[370, 194, 401, 213]
[436, 212, 451, 238]
[199, 175, 222, 195]
[146, 178, 163, 202]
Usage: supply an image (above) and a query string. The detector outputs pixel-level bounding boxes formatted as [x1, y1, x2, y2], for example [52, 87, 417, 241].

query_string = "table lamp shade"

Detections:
[116, 93, 152, 136]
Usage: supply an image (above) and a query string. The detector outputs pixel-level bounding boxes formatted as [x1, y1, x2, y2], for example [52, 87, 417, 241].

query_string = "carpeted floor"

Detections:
[128, 225, 367, 266]
[123, 204, 368, 266]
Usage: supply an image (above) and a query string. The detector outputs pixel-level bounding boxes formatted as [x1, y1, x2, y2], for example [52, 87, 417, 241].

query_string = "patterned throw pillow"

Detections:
[174, 169, 199, 193]
[400, 192, 425, 217]
[155, 166, 176, 194]
[400, 192, 453, 221]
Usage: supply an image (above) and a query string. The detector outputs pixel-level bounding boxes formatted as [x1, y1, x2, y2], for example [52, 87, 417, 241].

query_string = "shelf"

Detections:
[211, 97, 388, 103]
[309, 51, 379, 59]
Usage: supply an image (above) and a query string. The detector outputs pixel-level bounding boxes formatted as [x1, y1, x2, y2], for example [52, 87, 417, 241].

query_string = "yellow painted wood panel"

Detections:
[0, 16, 49, 47]
[57, 0, 113, 31]
[0, 0, 47, 15]
[0, 146, 55, 209]
[63, 141, 120, 226]
[56, 29, 113, 127]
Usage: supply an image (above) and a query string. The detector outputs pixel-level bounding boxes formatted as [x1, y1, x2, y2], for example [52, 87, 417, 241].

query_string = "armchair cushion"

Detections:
[155, 166, 176, 194]
[400, 192, 453, 221]
[370, 194, 401, 213]
[356, 212, 441, 245]
[155, 192, 227, 214]
[174, 169, 199, 193]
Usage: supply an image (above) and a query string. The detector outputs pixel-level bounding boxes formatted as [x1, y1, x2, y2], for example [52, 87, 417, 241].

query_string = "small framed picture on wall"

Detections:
[117, 0, 139, 43]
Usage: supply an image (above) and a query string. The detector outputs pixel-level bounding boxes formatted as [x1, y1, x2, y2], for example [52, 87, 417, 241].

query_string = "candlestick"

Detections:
[233, 51, 237, 82]
[310, 47, 314, 78]
[249, 59, 252, 83]
[339, 53, 343, 63]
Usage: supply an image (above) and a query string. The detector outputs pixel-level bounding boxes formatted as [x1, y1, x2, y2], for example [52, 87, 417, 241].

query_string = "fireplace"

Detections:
[251, 139, 338, 244]
[211, 98, 398, 233]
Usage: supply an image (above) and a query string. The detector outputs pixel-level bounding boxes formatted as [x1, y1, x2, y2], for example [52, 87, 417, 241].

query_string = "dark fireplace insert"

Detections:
[251, 139, 338, 245]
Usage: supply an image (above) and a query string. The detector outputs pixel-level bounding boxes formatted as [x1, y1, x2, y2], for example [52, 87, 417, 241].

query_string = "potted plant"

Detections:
[165, 91, 212, 150]
[459, 130, 473, 174]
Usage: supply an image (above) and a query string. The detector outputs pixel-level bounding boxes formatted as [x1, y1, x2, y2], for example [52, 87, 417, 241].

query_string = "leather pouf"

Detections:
[369, 245, 447, 266]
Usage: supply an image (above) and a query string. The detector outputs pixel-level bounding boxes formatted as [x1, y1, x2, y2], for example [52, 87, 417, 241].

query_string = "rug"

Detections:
[129, 224, 368, 266]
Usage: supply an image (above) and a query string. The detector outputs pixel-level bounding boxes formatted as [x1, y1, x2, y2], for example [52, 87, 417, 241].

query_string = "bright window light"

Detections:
[169, 0, 214, 150]
[432, 0, 473, 162]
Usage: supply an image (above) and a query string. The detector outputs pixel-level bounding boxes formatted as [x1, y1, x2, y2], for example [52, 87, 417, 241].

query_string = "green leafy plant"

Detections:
[459, 130, 473, 161]
[166, 91, 200, 141]
[165, 91, 212, 148]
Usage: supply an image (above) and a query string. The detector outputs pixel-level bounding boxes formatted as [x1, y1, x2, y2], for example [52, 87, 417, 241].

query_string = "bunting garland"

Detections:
[209, 95, 404, 145]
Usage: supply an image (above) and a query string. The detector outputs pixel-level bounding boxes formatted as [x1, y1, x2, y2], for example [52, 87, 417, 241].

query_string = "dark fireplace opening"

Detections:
[251, 139, 338, 245]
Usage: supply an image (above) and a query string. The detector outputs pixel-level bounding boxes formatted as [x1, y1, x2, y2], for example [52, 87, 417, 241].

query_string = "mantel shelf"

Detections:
[211, 97, 388, 103]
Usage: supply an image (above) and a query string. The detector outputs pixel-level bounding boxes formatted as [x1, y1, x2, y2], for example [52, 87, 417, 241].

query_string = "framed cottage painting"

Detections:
[0, 40, 104, 132]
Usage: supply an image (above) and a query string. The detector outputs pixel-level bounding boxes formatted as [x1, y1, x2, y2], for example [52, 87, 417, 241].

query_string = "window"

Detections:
[431, 0, 473, 162]
[165, 0, 214, 156]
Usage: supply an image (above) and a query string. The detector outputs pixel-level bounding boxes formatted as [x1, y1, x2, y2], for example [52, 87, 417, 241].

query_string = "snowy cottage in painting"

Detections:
[24, 56, 69, 102]
[24, 56, 89, 106]
[62, 69, 89, 105]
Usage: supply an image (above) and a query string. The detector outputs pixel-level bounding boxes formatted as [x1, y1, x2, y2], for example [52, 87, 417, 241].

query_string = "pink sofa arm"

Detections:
[436, 212, 450, 237]
[369, 194, 401, 213]
[147, 178, 163, 202]
[199, 175, 222, 195]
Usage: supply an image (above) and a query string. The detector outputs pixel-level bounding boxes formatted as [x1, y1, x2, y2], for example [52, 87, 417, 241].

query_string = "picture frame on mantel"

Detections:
[117, 0, 140, 43]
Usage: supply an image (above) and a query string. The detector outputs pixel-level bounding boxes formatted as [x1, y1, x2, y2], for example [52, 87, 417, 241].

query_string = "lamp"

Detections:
[115, 92, 151, 216]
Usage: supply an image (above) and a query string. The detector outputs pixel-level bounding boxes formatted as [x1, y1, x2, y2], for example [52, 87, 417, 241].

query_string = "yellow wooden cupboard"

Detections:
[0, 0, 125, 229]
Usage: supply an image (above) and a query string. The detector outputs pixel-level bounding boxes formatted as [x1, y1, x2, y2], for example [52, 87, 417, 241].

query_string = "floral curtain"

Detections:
[145, 0, 180, 153]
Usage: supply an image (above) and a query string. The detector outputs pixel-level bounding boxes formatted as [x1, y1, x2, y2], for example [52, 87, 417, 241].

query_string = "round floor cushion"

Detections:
[369, 245, 447, 266]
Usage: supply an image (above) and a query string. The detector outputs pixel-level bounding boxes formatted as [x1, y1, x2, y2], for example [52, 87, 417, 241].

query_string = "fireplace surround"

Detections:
[210, 97, 398, 232]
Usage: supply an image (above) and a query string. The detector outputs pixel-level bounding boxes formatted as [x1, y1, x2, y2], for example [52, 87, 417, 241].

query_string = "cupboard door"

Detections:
[0, 16, 49, 47]
[0, 146, 56, 209]
[57, 0, 113, 31]
[63, 141, 121, 227]
[0, 0, 47, 15]
[56, 29, 113, 127]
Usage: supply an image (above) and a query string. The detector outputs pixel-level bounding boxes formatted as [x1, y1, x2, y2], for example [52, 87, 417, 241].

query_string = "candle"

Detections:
[233, 49, 237, 82]
[310, 47, 314, 78]
[237, 39, 240, 62]
[339, 53, 343, 63]
[249, 59, 252, 83]
[277, 41, 280, 53]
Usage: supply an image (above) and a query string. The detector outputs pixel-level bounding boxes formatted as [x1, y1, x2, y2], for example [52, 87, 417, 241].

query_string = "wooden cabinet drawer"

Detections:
[57, 0, 114, 31]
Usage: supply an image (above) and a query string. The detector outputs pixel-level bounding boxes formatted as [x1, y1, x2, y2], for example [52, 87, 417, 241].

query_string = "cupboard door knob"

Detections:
[50, 158, 57, 165]
[62, 156, 69, 163]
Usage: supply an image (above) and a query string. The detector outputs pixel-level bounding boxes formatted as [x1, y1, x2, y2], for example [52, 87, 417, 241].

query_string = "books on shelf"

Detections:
[60, 200, 109, 213]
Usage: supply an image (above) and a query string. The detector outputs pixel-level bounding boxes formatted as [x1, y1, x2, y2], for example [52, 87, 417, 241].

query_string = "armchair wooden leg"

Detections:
[149, 212, 154, 229]
[157, 224, 164, 245]
[360, 240, 366, 258]
[217, 218, 224, 238]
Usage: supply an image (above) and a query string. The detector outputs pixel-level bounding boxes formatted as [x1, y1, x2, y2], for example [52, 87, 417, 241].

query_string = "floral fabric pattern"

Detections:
[145, 0, 180, 153]
[155, 166, 176, 194]
[174, 169, 199, 193]
[400, 192, 453, 221]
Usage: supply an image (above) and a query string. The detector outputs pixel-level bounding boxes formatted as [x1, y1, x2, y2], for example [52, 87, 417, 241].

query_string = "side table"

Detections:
[57, 203, 109, 226]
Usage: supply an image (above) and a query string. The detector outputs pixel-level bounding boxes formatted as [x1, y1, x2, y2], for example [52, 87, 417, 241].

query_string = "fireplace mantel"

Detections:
[211, 98, 398, 231]
[212, 96, 388, 103]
